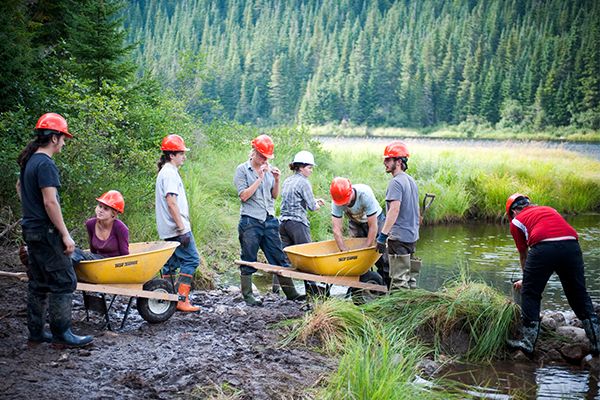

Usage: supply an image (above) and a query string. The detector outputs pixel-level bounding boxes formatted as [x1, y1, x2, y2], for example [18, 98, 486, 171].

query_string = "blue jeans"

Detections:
[238, 215, 290, 275]
[71, 248, 104, 266]
[162, 231, 201, 277]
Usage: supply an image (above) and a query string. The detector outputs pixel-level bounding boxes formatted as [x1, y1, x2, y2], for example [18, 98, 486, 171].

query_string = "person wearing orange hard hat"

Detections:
[329, 177, 389, 287]
[17, 113, 93, 347]
[71, 190, 130, 265]
[234, 134, 305, 306]
[505, 193, 599, 356]
[376, 141, 420, 291]
[155, 134, 201, 312]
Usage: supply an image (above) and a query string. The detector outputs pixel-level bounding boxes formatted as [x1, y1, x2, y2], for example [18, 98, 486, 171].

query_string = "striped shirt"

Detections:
[280, 173, 318, 227]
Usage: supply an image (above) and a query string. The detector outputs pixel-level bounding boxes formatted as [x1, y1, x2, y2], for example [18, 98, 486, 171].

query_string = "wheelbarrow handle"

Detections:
[421, 193, 435, 216]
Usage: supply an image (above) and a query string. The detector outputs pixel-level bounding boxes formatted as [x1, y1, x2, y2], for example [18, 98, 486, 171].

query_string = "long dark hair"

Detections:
[17, 132, 58, 169]
[157, 151, 179, 172]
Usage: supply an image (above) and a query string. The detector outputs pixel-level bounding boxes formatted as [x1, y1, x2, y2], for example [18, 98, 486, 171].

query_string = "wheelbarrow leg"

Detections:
[118, 297, 135, 331]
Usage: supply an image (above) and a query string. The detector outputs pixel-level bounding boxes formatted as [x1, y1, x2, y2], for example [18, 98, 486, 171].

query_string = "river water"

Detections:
[316, 136, 600, 398]
[418, 214, 600, 399]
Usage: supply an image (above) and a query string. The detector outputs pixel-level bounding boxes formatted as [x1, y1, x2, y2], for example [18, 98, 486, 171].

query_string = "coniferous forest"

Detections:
[125, 0, 600, 129]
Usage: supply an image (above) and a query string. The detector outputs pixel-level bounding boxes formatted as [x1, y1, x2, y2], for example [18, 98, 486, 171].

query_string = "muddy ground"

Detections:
[0, 249, 336, 400]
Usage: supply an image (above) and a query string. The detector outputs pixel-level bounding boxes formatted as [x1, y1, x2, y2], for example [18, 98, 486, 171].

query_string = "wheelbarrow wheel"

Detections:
[136, 279, 177, 323]
[349, 271, 385, 305]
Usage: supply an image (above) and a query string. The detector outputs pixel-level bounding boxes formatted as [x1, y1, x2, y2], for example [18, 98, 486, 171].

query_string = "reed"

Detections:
[320, 324, 452, 400]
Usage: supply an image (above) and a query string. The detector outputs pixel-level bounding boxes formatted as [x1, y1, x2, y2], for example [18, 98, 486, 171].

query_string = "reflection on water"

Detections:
[420, 214, 600, 399]
[442, 361, 599, 399]
[418, 214, 600, 312]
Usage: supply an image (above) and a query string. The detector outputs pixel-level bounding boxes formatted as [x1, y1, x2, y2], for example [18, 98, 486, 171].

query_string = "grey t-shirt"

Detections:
[385, 172, 419, 242]
[155, 163, 191, 239]
[331, 184, 382, 223]
[234, 160, 276, 222]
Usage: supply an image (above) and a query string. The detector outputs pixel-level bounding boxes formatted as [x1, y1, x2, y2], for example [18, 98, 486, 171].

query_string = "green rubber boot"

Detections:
[240, 274, 263, 306]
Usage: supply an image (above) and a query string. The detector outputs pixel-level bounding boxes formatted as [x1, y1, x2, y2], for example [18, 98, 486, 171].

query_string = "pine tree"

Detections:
[65, 0, 135, 90]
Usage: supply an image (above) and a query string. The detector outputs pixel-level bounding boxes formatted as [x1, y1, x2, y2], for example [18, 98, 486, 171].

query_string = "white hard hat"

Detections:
[292, 150, 316, 166]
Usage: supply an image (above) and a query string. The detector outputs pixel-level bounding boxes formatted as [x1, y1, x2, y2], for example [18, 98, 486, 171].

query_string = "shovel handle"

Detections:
[421, 193, 435, 216]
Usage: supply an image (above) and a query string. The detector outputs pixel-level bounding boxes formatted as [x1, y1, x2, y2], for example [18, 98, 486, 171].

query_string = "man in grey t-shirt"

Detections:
[376, 141, 420, 290]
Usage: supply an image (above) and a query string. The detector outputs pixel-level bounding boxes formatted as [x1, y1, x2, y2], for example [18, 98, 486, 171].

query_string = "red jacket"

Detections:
[510, 206, 578, 253]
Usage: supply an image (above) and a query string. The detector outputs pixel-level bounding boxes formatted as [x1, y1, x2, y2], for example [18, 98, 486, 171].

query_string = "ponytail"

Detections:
[17, 133, 55, 169]
[157, 151, 179, 172]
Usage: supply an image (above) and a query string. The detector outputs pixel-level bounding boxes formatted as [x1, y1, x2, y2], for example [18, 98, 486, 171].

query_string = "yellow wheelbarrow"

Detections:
[235, 238, 387, 303]
[75, 241, 181, 330]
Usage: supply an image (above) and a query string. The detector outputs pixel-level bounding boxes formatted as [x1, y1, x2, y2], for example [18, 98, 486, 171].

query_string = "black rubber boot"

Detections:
[507, 321, 540, 354]
[27, 291, 52, 343]
[278, 276, 306, 301]
[240, 274, 263, 306]
[582, 315, 600, 356]
[49, 293, 93, 347]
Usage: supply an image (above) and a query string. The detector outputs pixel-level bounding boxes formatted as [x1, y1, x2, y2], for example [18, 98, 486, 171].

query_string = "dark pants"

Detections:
[521, 240, 595, 324]
[280, 219, 321, 294]
[349, 213, 390, 277]
[71, 248, 104, 266]
[238, 215, 289, 275]
[23, 226, 77, 295]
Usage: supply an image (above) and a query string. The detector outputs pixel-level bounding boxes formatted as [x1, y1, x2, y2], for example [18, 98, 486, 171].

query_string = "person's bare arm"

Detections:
[332, 216, 347, 251]
[270, 165, 280, 199]
[16, 179, 21, 201]
[41, 187, 75, 255]
[166, 194, 185, 232]
[380, 200, 400, 235]
[365, 214, 378, 247]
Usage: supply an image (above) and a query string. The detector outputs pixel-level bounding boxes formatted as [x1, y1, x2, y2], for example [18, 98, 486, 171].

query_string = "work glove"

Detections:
[376, 232, 388, 254]
[177, 232, 191, 247]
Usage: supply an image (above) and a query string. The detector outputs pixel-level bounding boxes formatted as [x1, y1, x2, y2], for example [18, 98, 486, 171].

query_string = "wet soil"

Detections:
[0, 249, 336, 400]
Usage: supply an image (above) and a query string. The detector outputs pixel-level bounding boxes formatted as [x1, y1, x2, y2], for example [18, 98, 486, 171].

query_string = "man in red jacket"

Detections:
[506, 193, 599, 355]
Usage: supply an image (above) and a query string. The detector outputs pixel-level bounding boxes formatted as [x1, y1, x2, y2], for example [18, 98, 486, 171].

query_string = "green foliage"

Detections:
[126, 0, 600, 130]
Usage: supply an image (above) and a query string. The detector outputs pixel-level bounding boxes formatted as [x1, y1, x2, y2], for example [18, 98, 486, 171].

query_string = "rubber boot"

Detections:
[272, 275, 280, 294]
[49, 293, 93, 347]
[241, 274, 262, 306]
[408, 257, 422, 289]
[582, 315, 600, 356]
[27, 291, 52, 343]
[176, 283, 200, 312]
[278, 276, 306, 301]
[507, 321, 540, 354]
[389, 254, 411, 291]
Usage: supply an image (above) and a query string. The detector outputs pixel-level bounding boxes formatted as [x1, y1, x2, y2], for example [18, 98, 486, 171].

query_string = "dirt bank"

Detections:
[0, 250, 336, 400]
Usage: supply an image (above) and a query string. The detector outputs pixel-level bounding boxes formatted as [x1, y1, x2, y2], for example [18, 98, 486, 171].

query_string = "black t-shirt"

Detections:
[20, 153, 61, 229]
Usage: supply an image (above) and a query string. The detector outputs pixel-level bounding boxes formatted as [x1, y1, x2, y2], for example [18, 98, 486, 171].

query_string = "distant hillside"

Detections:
[125, 0, 600, 129]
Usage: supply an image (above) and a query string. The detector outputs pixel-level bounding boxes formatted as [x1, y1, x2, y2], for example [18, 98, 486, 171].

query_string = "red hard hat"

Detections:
[505, 193, 529, 217]
[35, 113, 72, 138]
[161, 134, 190, 152]
[330, 177, 353, 206]
[384, 141, 409, 159]
[251, 134, 274, 159]
[96, 190, 125, 214]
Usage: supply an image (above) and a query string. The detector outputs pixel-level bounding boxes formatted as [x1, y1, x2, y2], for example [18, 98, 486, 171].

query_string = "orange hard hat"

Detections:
[383, 141, 409, 159]
[35, 113, 72, 138]
[505, 193, 529, 217]
[96, 190, 125, 214]
[161, 134, 190, 152]
[330, 177, 353, 206]
[251, 134, 274, 159]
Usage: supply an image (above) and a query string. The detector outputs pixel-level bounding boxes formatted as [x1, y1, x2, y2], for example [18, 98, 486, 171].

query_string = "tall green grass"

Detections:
[285, 279, 516, 398]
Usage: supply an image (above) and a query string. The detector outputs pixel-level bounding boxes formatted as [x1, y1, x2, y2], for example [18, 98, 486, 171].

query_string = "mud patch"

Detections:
[0, 250, 336, 400]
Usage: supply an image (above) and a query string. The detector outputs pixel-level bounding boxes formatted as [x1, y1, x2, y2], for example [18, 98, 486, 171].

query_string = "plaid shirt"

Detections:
[280, 173, 318, 227]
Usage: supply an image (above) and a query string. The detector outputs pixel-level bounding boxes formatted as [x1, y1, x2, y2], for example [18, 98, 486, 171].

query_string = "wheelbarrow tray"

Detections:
[283, 238, 381, 276]
[75, 241, 179, 284]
